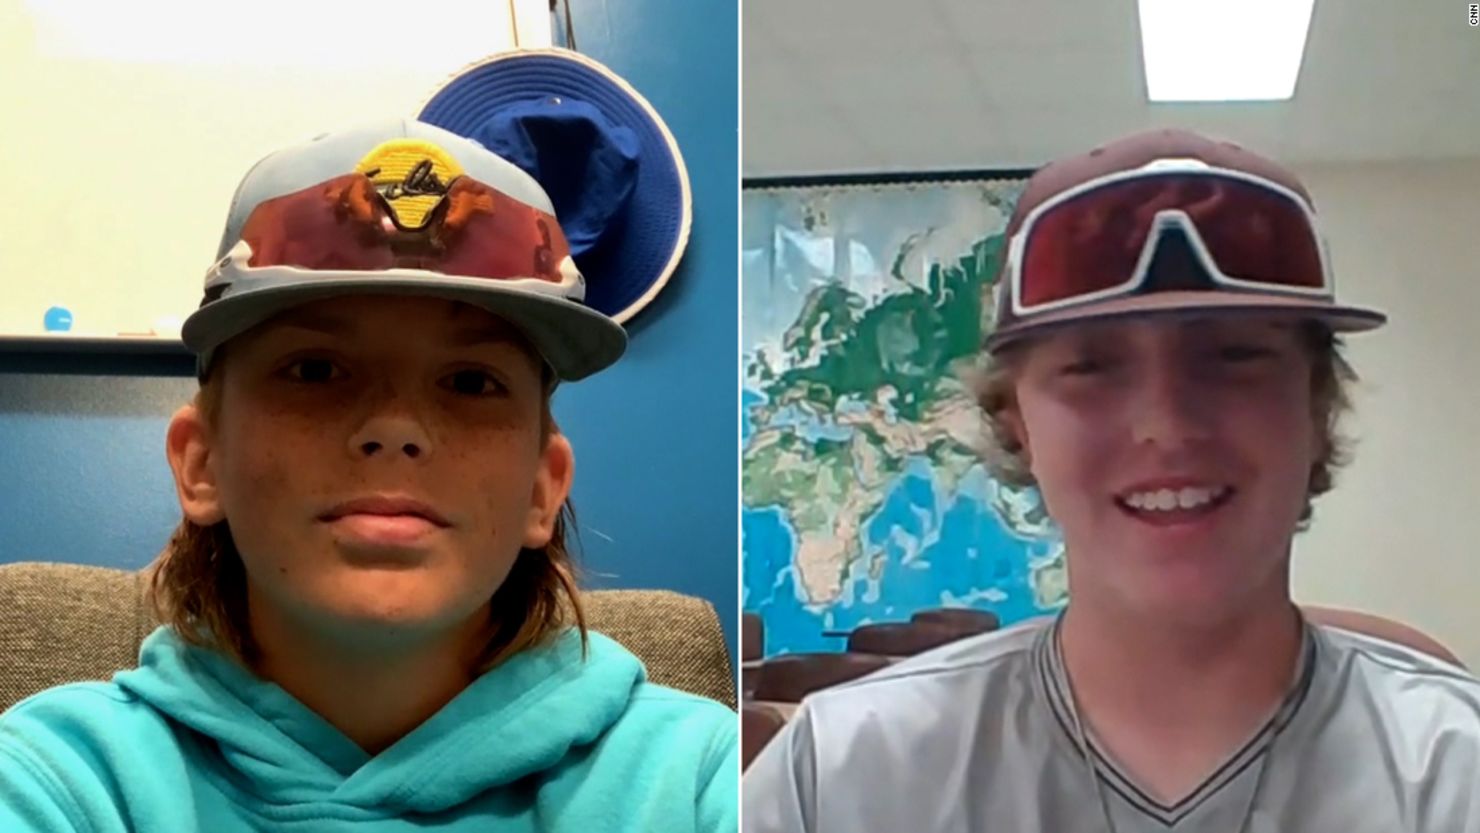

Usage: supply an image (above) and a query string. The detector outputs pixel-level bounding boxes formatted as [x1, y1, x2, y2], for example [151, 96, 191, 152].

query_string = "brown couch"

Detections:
[0, 562, 736, 712]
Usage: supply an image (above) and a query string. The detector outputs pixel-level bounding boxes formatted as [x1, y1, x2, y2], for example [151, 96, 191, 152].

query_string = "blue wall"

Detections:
[0, 0, 738, 659]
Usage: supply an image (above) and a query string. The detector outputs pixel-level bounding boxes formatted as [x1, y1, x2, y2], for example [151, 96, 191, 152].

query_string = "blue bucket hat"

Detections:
[418, 48, 691, 324]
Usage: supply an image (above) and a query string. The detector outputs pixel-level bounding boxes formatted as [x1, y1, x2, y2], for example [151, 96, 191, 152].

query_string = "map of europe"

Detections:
[741, 180, 1069, 655]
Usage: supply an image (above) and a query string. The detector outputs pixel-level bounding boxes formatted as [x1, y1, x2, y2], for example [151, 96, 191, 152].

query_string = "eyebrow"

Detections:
[444, 304, 527, 346]
[268, 311, 353, 336]
[447, 327, 525, 348]
[1177, 321, 1297, 340]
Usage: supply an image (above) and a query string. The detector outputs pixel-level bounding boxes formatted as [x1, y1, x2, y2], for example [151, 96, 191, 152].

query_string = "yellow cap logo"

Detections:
[354, 139, 465, 230]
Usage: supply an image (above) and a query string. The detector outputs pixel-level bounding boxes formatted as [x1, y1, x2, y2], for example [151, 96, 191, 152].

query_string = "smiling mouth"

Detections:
[1114, 486, 1236, 526]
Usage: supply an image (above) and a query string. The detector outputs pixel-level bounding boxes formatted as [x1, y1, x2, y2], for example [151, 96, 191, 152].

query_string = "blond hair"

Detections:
[972, 320, 1358, 529]
[147, 353, 587, 672]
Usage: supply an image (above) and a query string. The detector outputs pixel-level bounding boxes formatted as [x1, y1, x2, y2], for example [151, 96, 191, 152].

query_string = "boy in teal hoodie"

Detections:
[0, 118, 737, 831]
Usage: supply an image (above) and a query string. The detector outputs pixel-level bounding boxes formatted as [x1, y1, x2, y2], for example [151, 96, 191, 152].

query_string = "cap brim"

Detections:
[985, 290, 1387, 352]
[181, 278, 627, 381]
[418, 48, 692, 325]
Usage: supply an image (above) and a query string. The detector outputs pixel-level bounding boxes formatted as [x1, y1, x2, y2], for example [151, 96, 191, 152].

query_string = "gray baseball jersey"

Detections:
[742, 617, 1480, 832]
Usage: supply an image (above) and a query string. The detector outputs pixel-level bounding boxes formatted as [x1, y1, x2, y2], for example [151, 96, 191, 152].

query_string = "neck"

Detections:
[248, 602, 489, 756]
[1057, 582, 1304, 802]
[1060, 592, 1303, 716]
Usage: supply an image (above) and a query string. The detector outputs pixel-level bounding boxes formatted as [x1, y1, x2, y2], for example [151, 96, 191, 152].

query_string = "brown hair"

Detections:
[146, 353, 588, 673]
[972, 320, 1358, 529]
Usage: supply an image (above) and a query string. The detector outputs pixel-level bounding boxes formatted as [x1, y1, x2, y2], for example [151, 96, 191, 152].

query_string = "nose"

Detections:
[1128, 356, 1213, 451]
[347, 386, 434, 461]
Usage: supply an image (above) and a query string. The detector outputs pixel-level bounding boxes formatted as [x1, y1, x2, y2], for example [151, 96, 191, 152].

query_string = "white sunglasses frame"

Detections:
[1004, 158, 1337, 319]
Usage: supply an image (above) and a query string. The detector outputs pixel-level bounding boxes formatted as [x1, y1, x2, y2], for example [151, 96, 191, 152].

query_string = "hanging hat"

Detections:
[419, 48, 691, 324]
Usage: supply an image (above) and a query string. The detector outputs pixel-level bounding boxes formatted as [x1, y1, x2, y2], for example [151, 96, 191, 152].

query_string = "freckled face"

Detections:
[197, 295, 569, 641]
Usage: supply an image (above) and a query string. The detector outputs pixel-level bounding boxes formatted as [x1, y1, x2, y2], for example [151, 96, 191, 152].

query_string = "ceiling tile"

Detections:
[742, 0, 1480, 174]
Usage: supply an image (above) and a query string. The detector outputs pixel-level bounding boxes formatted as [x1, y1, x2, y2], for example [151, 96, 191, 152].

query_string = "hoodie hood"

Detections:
[112, 626, 644, 815]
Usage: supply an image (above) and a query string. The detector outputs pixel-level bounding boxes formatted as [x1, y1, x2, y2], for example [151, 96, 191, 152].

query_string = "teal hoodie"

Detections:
[0, 626, 737, 831]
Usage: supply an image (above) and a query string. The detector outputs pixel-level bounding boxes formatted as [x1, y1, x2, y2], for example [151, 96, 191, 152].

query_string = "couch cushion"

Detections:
[0, 563, 734, 711]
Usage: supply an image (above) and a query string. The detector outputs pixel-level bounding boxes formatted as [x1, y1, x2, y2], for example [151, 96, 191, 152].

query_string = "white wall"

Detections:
[0, 0, 546, 342]
[1290, 159, 1480, 668]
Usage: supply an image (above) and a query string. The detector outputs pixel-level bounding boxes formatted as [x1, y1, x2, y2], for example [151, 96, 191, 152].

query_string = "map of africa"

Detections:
[741, 180, 1069, 655]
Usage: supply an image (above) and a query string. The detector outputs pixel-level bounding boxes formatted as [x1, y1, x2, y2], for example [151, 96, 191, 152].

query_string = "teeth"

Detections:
[1122, 486, 1227, 512]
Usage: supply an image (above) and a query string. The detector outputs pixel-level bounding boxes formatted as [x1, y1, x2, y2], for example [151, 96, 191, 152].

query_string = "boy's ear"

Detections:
[166, 404, 226, 526]
[1002, 404, 1032, 469]
[523, 433, 574, 549]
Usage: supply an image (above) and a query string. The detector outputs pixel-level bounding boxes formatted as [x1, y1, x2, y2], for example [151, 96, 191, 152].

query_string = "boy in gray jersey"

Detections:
[742, 129, 1480, 832]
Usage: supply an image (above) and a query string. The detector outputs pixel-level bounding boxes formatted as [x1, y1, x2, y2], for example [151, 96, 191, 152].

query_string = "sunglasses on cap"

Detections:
[1004, 158, 1334, 318]
[207, 167, 579, 297]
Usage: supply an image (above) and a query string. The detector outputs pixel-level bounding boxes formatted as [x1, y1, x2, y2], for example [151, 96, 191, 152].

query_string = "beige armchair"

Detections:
[0, 562, 735, 712]
[1303, 604, 1465, 668]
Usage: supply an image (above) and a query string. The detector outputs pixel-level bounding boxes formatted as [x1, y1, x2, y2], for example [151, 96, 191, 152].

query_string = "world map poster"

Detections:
[741, 176, 1070, 655]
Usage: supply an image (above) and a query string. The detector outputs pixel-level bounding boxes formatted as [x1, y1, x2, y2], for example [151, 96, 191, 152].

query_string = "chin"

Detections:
[314, 569, 481, 626]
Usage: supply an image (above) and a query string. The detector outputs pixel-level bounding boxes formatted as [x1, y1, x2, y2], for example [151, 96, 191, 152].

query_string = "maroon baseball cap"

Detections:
[984, 128, 1387, 352]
